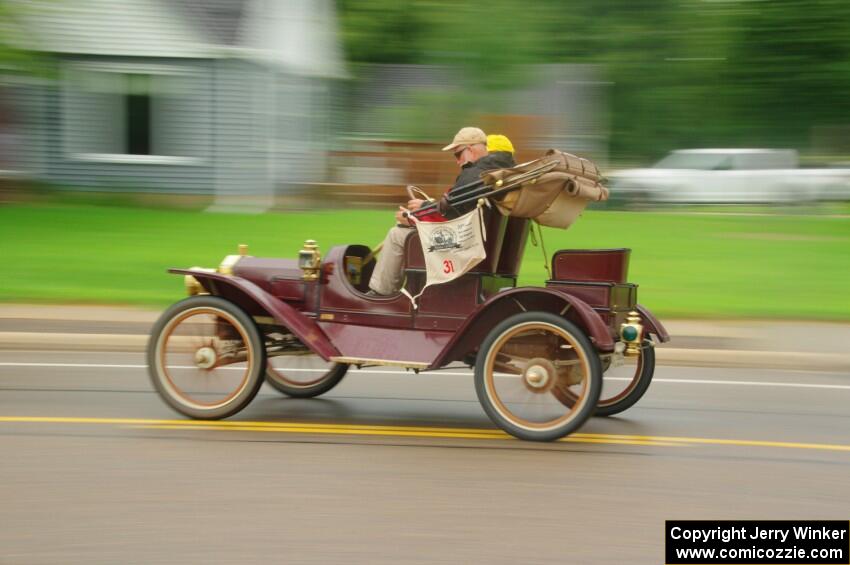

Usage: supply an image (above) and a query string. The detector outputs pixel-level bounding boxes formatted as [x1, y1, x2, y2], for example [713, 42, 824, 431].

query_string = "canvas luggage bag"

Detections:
[481, 149, 609, 229]
[403, 205, 488, 308]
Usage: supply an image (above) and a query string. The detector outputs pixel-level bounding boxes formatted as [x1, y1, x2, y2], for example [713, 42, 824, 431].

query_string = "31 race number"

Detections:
[443, 260, 455, 274]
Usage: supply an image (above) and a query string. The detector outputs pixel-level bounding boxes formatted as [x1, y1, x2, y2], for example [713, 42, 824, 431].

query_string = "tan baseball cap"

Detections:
[442, 127, 487, 152]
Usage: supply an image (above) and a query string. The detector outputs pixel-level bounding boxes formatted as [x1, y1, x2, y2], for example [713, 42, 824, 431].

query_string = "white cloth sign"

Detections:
[404, 206, 487, 308]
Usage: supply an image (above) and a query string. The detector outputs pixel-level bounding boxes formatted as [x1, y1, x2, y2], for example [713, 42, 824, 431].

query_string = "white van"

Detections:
[607, 149, 850, 204]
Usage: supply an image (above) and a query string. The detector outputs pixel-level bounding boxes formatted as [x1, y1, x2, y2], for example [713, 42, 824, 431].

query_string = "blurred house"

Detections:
[326, 63, 609, 206]
[342, 64, 607, 159]
[4, 0, 345, 200]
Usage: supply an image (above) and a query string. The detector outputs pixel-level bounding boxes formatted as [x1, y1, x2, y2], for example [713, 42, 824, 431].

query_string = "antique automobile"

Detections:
[147, 150, 669, 442]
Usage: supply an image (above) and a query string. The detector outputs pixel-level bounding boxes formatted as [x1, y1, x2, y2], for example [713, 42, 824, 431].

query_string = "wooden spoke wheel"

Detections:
[265, 355, 348, 398]
[147, 296, 266, 420]
[474, 312, 602, 442]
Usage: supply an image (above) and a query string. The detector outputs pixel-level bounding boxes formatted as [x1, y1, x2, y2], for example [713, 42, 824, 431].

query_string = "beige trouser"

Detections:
[368, 225, 415, 295]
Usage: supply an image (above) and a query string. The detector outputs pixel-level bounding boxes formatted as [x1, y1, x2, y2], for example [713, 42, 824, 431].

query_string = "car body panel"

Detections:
[169, 268, 340, 360]
[429, 287, 615, 369]
[636, 304, 669, 343]
[318, 322, 452, 368]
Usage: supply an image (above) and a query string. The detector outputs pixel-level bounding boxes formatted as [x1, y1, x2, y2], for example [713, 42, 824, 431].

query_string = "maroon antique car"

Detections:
[147, 152, 669, 442]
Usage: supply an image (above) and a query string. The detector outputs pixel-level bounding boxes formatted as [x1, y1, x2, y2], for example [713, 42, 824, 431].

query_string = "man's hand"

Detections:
[407, 199, 425, 211]
[395, 206, 411, 226]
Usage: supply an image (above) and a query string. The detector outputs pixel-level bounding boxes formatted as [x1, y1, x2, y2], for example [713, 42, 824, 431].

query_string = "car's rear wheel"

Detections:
[474, 312, 602, 442]
[147, 296, 266, 420]
[265, 356, 348, 398]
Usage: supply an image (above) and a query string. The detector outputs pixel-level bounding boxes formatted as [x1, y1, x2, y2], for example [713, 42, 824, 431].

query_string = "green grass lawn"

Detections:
[1, 203, 848, 319]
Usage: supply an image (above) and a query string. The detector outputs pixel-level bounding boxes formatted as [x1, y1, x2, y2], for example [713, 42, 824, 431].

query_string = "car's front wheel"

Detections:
[147, 296, 266, 420]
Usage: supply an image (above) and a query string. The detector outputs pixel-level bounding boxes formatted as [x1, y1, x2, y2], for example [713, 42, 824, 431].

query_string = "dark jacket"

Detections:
[439, 151, 516, 218]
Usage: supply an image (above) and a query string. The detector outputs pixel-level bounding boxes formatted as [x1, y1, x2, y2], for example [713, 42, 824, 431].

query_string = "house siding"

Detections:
[211, 58, 269, 196]
[8, 57, 338, 195]
[212, 60, 335, 196]
[274, 72, 332, 191]
[6, 0, 348, 196]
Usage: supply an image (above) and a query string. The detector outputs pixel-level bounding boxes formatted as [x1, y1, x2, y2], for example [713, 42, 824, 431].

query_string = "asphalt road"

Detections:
[1, 350, 849, 564]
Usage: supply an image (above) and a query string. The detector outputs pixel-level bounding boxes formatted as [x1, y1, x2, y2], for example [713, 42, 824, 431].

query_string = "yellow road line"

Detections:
[2, 416, 849, 452]
[0, 416, 680, 445]
[0, 416, 656, 437]
[0, 416, 517, 433]
[140, 424, 510, 440]
[573, 432, 850, 453]
[137, 424, 683, 446]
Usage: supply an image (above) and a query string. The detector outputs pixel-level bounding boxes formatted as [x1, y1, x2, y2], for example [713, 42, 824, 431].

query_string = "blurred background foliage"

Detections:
[0, 1, 44, 75]
[337, 0, 850, 161]
[0, 0, 847, 317]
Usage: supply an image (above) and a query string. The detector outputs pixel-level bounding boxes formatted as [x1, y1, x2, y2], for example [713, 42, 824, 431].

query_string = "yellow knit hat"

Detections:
[487, 134, 515, 154]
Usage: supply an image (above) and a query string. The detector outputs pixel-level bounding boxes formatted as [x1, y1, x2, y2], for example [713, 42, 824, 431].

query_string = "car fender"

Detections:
[430, 287, 614, 368]
[636, 304, 670, 343]
[169, 269, 340, 360]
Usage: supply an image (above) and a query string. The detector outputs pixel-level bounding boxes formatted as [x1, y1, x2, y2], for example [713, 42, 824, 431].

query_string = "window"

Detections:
[63, 63, 204, 165]
[125, 74, 151, 155]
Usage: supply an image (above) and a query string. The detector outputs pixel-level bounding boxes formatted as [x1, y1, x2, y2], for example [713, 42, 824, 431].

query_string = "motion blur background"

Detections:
[3, 6, 849, 563]
[0, 0, 848, 316]
[2, 0, 848, 200]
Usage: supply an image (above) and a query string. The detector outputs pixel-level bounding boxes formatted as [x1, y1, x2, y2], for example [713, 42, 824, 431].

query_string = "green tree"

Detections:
[0, 1, 44, 77]
[724, 0, 850, 150]
[337, 0, 544, 91]
[336, 0, 850, 161]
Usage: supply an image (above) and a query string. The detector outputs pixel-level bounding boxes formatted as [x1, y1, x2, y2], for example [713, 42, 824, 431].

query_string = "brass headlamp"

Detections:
[185, 244, 248, 296]
[218, 243, 249, 275]
[184, 273, 206, 296]
[298, 239, 321, 281]
[619, 310, 644, 357]
[184, 267, 215, 296]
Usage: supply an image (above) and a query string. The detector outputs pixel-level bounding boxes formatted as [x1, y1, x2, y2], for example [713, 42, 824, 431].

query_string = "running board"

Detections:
[330, 357, 430, 370]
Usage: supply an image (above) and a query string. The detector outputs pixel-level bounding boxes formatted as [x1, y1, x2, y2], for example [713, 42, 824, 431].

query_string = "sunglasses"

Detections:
[453, 146, 468, 160]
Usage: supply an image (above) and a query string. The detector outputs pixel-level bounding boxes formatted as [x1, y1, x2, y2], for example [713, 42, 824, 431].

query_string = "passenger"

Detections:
[367, 128, 516, 296]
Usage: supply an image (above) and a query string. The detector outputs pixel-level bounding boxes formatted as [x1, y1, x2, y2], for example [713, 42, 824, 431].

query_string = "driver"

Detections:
[367, 127, 516, 296]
